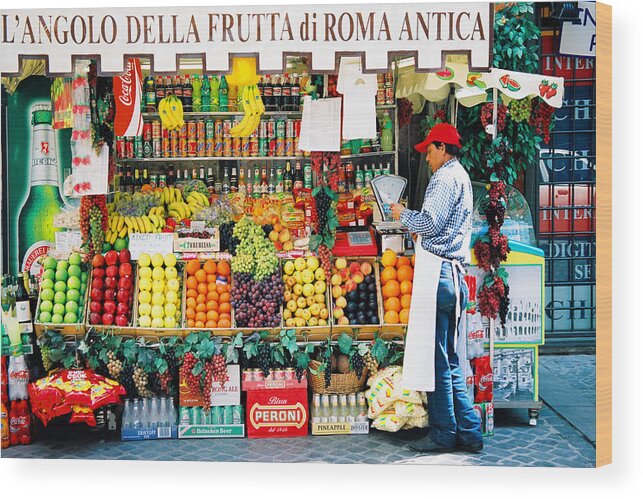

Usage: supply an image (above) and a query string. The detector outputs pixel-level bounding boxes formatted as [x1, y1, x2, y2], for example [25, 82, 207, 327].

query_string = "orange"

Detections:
[185, 260, 200, 276]
[186, 308, 196, 320]
[186, 276, 198, 290]
[197, 283, 208, 295]
[219, 292, 230, 304]
[205, 320, 217, 328]
[219, 313, 231, 322]
[400, 280, 413, 296]
[195, 269, 207, 283]
[384, 296, 402, 313]
[206, 300, 218, 311]
[186, 288, 198, 299]
[196, 303, 206, 313]
[218, 319, 231, 328]
[397, 265, 414, 282]
[399, 308, 410, 324]
[207, 282, 218, 292]
[384, 310, 400, 324]
[217, 261, 231, 277]
[381, 249, 397, 267]
[207, 274, 217, 283]
[216, 284, 228, 295]
[195, 320, 205, 329]
[186, 297, 197, 309]
[380, 266, 397, 284]
[195, 311, 207, 323]
[401, 293, 412, 309]
[396, 256, 411, 269]
[206, 310, 219, 322]
[219, 302, 231, 314]
[196, 294, 206, 305]
[382, 280, 401, 299]
[207, 291, 220, 302]
[186, 319, 195, 328]
[203, 260, 217, 275]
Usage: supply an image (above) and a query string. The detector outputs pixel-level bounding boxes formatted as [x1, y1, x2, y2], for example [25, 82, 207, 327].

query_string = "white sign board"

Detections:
[209, 364, 241, 407]
[128, 232, 175, 260]
[54, 230, 83, 256]
[1, 3, 493, 75]
[559, 2, 596, 58]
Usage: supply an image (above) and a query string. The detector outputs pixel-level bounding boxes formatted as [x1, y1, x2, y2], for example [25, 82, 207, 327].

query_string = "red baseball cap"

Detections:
[414, 123, 462, 153]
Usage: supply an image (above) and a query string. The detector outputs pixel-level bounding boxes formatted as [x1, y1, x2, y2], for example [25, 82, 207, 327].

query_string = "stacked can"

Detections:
[258, 120, 268, 157]
[152, 120, 162, 158]
[250, 127, 259, 157]
[275, 119, 286, 157]
[284, 119, 295, 157]
[115, 136, 126, 159]
[385, 72, 395, 105]
[232, 120, 242, 157]
[170, 130, 179, 158]
[142, 123, 152, 158]
[178, 123, 187, 158]
[187, 120, 197, 157]
[162, 129, 171, 158]
[293, 119, 301, 155]
[205, 119, 215, 157]
[196, 119, 206, 157]
[267, 118, 276, 157]
[214, 119, 223, 157]
[241, 129, 250, 157]
[223, 120, 232, 157]
[134, 136, 143, 158]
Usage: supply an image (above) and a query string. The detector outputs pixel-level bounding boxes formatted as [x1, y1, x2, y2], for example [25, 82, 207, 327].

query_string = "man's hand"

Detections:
[389, 203, 405, 221]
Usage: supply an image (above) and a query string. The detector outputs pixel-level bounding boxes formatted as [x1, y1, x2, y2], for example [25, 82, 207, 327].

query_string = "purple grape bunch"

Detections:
[231, 270, 285, 328]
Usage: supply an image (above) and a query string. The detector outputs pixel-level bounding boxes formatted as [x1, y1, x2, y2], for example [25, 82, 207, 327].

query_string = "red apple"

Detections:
[105, 265, 119, 278]
[92, 254, 105, 269]
[105, 276, 118, 289]
[92, 268, 105, 279]
[119, 263, 133, 278]
[118, 276, 132, 290]
[338, 268, 351, 282]
[103, 300, 117, 315]
[90, 287, 103, 302]
[91, 277, 104, 290]
[104, 288, 117, 301]
[349, 262, 361, 275]
[89, 312, 102, 325]
[117, 302, 130, 316]
[115, 314, 129, 327]
[117, 288, 131, 304]
[101, 313, 114, 326]
[119, 249, 131, 264]
[162, 227, 174, 233]
[90, 301, 103, 314]
[104, 250, 119, 266]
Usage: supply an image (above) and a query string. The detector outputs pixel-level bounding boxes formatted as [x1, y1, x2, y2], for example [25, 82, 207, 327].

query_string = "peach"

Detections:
[349, 262, 361, 275]
[360, 261, 373, 275]
[352, 271, 364, 284]
[335, 257, 348, 270]
[345, 279, 357, 293]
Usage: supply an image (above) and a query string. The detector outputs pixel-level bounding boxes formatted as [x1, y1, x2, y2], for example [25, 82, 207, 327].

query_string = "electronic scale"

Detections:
[370, 174, 411, 254]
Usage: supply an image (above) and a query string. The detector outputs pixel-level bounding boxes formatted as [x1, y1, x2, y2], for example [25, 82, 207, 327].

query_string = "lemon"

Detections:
[164, 303, 177, 317]
[301, 269, 314, 284]
[283, 260, 295, 276]
[167, 279, 180, 292]
[152, 267, 165, 280]
[138, 253, 151, 267]
[294, 257, 307, 272]
[164, 316, 177, 328]
[166, 290, 179, 304]
[138, 278, 152, 292]
[139, 267, 152, 280]
[165, 266, 178, 280]
[138, 303, 152, 316]
[151, 304, 165, 319]
[152, 293, 165, 306]
[139, 315, 152, 327]
[163, 253, 177, 268]
[138, 290, 152, 304]
[306, 256, 320, 271]
[151, 253, 164, 268]
[151, 317, 164, 328]
[152, 279, 165, 293]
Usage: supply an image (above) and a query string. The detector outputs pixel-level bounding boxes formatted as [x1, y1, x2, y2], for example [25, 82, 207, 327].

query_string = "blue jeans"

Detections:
[427, 262, 483, 448]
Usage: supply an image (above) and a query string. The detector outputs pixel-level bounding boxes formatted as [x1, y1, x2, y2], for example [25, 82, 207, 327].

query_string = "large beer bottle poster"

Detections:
[4, 76, 72, 276]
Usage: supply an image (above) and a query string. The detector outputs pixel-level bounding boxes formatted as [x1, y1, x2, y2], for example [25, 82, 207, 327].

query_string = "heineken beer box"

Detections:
[178, 404, 244, 439]
[246, 389, 309, 438]
[179, 364, 241, 407]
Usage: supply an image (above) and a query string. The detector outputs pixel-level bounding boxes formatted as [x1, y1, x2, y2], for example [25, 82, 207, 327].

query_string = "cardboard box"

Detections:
[179, 364, 241, 407]
[311, 421, 370, 435]
[121, 426, 178, 441]
[178, 424, 245, 439]
[246, 389, 308, 438]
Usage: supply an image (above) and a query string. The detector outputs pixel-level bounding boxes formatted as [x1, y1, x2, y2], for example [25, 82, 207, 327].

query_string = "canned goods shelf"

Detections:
[141, 111, 303, 118]
[116, 156, 307, 162]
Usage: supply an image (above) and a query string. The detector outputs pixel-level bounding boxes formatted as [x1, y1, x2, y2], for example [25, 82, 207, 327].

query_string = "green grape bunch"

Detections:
[508, 97, 532, 123]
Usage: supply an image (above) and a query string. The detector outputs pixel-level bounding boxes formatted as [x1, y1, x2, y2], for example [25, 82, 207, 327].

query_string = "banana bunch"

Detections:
[153, 186, 184, 206]
[106, 211, 168, 240]
[2, 59, 47, 95]
[185, 191, 210, 216]
[158, 95, 185, 131]
[230, 84, 265, 138]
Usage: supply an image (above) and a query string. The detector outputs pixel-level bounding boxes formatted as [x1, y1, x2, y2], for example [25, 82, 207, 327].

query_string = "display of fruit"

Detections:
[184, 259, 232, 329]
[330, 258, 379, 326]
[37, 253, 88, 325]
[282, 256, 329, 328]
[88, 249, 135, 327]
[136, 253, 182, 328]
[231, 217, 279, 282]
[231, 270, 284, 328]
[267, 215, 294, 252]
[80, 195, 109, 260]
[380, 249, 415, 324]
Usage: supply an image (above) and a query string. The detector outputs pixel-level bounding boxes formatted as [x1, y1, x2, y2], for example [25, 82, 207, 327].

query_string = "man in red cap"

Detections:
[390, 123, 482, 453]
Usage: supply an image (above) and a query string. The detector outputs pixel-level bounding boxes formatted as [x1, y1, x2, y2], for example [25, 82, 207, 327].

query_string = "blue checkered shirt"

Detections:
[400, 158, 473, 264]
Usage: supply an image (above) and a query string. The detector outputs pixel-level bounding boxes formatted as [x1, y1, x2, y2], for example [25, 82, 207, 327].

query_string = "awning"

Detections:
[396, 62, 565, 109]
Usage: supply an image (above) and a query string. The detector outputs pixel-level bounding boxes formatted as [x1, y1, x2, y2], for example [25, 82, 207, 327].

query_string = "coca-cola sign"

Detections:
[9, 370, 29, 381]
[113, 58, 143, 137]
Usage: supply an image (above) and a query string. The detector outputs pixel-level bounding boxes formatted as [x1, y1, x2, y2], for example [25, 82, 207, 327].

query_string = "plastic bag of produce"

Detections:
[373, 408, 406, 432]
[401, 411, 429, 430]
[392, 400, 427, 420]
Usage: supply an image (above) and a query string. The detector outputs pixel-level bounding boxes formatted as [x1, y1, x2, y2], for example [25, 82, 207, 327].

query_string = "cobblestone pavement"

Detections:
[1, 355, 596, 467]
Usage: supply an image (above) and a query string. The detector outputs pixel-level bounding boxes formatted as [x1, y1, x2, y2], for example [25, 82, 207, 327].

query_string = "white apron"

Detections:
[401, 236, 466, 392]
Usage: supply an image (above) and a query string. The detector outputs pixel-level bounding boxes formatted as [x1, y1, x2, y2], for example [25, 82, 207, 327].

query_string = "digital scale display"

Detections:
[347, 231, 375, 246]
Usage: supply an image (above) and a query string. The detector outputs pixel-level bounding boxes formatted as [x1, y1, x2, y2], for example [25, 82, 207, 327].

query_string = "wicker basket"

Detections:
[308, 359, 368, 394]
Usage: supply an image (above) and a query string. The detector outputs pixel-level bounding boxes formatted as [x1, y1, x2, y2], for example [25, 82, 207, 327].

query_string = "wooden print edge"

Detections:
[596, 1, 613, 468]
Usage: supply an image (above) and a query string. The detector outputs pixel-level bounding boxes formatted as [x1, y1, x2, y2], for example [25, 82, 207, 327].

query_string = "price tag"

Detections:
[55, 230, 83, 256]
[128, 233, 175, 260]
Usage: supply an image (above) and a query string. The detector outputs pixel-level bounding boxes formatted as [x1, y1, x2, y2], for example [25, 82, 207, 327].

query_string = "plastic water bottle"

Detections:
[8, 355, 29, 401]
[149, 398, 159, 429]
[380, 112, 393, 152]
[121, 399, 132, 429]
[132, 399, 143, 429]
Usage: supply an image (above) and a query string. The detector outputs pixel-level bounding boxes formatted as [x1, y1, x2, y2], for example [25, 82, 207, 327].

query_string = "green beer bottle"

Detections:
[18, 104, 65, 277]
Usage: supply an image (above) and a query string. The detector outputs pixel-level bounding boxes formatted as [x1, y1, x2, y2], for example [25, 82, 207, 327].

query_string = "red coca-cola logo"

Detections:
[118, 64, 134, 107]
[468, 329, 485, 340]
[9, 370, 29, 381]
[478, 374, 493, 386]
[10, 416, 27, 427]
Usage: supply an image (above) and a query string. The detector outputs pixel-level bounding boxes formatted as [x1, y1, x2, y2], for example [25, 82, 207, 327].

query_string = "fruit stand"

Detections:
[1, 3, 553, 449]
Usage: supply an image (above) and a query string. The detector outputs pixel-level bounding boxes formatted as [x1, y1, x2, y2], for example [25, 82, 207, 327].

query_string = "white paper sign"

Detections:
[128, 233, 175, 260]
[54, 230, 83, 255]
[71, 143, 110, 196]
[559, 2, 596, 58]
[298, 96, 342, 152]
[210, 364, 241, 407]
